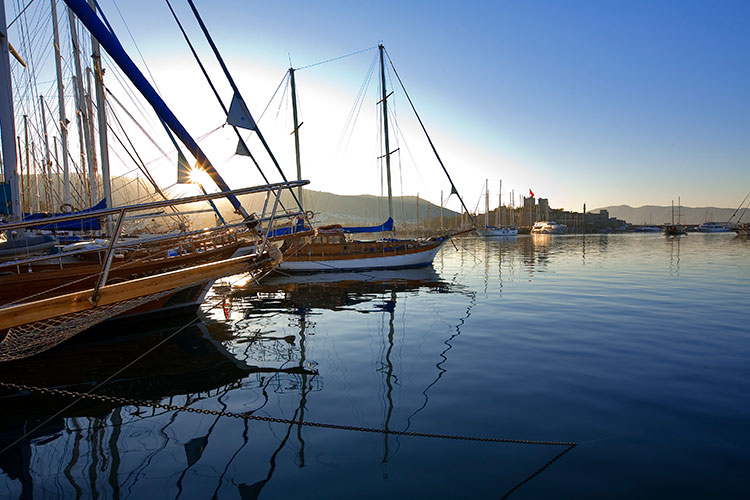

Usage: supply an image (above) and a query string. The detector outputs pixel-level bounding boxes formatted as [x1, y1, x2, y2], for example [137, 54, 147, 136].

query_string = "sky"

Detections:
[5, 0, 750, 214]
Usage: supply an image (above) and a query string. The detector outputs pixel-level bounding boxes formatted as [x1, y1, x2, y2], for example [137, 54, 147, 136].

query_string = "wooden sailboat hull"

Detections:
[0, 239, 245, 307]
[277, 238, 446, 272]
[0, 249, 280, 331]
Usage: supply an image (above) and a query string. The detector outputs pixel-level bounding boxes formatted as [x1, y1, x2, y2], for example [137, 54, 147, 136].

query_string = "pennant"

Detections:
[226, 93, 257, 131]
[176, 151, 192, 184]
[529, 189, 535, 197]
[235, 139, 251, 157]
[450, 185, 459, 196]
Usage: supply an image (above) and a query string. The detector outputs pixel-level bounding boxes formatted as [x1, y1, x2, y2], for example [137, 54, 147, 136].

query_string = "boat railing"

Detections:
[0, 180, 309, 301]
[0, 180, 308, 232]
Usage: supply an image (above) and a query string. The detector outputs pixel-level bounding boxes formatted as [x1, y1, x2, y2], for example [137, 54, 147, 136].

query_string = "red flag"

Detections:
[529, 189, 535, 197]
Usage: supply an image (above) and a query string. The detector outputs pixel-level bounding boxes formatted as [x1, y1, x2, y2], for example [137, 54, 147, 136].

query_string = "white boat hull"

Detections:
[277, 241, 445, 272]
[480, 227, 518, 237]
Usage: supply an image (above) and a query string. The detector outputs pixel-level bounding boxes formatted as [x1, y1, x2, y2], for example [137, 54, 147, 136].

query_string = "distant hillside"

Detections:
[594, 205, 740, 225]
[208, 188, 460, 226]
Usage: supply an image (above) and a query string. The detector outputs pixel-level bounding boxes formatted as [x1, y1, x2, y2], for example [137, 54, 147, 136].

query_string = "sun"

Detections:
[189, 167, 213, 187]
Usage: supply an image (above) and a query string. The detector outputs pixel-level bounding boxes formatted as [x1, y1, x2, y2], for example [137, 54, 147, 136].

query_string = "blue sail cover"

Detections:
[342, 217, 394, 234]
[23, 199, 106, 231]
[268, 218, 311, 238]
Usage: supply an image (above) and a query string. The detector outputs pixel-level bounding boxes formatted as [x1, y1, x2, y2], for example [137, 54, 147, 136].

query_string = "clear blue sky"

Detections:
[16, 0, 750, 212]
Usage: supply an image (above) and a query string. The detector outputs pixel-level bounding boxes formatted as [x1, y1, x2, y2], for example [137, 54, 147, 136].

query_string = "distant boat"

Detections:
[664, 199, 686, 236]
[531, 221, 567, 234]
[634, 226, 661, 232]
[697, 222, 731, 233]
[481, 226, 518, 236]
[477, 179, 517, 237]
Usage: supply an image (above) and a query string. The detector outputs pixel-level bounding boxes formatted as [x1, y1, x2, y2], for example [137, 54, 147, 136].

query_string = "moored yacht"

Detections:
[697, 222, 731, 233]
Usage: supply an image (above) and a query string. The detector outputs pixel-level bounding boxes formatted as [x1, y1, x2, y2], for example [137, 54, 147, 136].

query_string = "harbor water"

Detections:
[1, 233, 748, 498]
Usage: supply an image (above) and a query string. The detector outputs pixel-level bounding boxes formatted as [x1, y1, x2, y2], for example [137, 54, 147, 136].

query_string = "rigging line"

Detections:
[109, 0, 163, 95]
[7, 0, 38, 29]
[106, 106, 170, 203]
[728, 190, 750, 222]
[253, 70, 289, 126]
[162, 0, 287, 213]
[338, 53, 377, 153]
[184, 0, 304, 214]
[384, 48, 477, 228]
[295, 45, 377, 71]
[104, 91, 182, 203]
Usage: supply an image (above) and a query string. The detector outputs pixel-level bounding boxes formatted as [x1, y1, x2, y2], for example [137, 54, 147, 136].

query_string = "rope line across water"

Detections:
[0, 381, 576, 447]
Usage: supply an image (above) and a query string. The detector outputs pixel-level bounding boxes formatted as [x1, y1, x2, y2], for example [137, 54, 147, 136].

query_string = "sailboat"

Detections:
[478, 179, 517, 237]
[663, 198, 686, 236]
[277, 44, 471, 272]
[0, 0, 310, 359]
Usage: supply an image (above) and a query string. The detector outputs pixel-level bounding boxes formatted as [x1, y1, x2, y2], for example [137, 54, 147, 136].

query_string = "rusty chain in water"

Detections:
[0, 381, 576, 447]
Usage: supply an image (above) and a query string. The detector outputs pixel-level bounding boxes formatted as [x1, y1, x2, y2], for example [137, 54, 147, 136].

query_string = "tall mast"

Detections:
[484, 179, 490, 227]
[289, 67, 303, 211]
[85, 67, 98, 202]
[0, 1, 21, 220]
[498, 180, 502, 226]
[50, 0, 71, 206]
[378, 44, 393, 224]
[67, 8, 96, 206]
[23, 115, 30, 211]
[39, 96, 52, 211]
[440, 190, 443, 231]
[671, 199, 674, 225]
[88, 0, 110, 211]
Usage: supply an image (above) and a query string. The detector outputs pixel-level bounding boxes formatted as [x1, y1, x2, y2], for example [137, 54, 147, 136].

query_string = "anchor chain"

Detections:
[0, 381, 576, 447]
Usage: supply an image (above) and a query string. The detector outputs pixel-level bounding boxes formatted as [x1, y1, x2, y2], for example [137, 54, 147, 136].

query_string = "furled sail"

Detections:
[23, 199, 107, 231]
[342, 217, 394, 233]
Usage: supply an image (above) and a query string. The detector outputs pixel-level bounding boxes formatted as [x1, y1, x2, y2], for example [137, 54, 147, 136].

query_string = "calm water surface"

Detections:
[1, 233, 748, 498]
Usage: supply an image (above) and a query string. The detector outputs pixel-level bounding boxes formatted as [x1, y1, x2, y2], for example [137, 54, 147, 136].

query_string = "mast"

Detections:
[440, 190, 443, 231]
[289, 67, 303, 211]
[671, 200, 674, 225]
[378, 44, 393, 225]
[68, 8, 96, 206]
[0, 1, 22, 219]
[50, 0, 71, 206]
[88, 0, 110, 211]
[23, 115, 30, 211]
[487, 180, 493, 227]
[498, 180, 501, 226]
[40, 97, 52, 211]
[85, 67, 98, 202]
[416, 193, 420, 228]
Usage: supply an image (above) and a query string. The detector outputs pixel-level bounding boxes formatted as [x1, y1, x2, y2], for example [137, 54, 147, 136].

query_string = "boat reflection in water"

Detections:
[0, 315, 317, 499]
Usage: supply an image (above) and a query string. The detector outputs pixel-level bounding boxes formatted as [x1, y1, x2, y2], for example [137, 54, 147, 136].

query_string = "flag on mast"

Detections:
[226, 93, 257, 131]
[529, 189, 535, 197]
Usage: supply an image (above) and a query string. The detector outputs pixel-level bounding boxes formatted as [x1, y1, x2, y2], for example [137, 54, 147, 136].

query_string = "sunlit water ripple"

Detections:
[0, 233, 748, 498]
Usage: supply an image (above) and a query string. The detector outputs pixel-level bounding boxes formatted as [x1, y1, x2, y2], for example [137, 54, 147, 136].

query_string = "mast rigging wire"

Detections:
[384, 48, 477, 228]
[295, 45, 377, 71]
